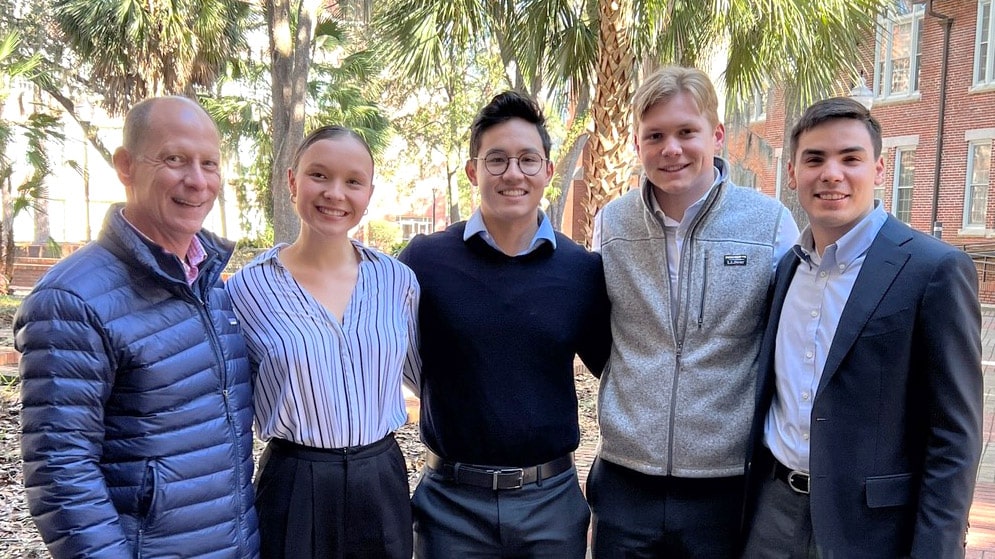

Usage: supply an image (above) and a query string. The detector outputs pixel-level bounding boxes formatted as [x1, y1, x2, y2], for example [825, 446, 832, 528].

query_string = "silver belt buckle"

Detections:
[493, 468, 524, 490]
[787, 470, 810, 494]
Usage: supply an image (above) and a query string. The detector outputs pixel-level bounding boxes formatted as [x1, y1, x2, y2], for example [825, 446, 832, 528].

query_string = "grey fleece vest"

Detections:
[597, 168, 788, 477]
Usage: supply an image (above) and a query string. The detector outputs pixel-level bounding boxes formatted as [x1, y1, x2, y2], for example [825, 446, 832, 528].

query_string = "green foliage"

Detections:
[235, 226, 274, 250]
[51, 0, 252, 114]
[365, 219, 401, 252]
[200, 6, 390, 239]
[14, 113, 63, 214]
[41, 237, 63, 258]
[0, 293, 20, 318]
[387, 239, 409, 257]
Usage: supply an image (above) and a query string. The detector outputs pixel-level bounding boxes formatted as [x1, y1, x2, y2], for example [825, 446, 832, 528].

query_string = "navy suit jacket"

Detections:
[746, 216, 982, 558]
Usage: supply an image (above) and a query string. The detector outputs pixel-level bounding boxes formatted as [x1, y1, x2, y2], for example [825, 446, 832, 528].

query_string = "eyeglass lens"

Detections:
[483, 154, 544, 176]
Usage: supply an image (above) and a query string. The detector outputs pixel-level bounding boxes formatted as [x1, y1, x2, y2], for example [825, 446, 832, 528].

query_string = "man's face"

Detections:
[788, 118, 884, 250]
[635, 91, 723, 213]
[466, 118, 552, 229]
[115, 99, 222, 256]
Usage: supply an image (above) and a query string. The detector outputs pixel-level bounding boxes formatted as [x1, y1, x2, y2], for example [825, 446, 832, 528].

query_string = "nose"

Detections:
[322, 179, 347, 199]
[661, 137, 682, 157]
[184, 162, 210, 190]
[500, 157, 527, 179]
[820, 160, 844, 183]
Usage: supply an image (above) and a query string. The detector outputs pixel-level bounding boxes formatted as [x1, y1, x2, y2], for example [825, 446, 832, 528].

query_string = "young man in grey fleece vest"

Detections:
[588, 65, 798, 558]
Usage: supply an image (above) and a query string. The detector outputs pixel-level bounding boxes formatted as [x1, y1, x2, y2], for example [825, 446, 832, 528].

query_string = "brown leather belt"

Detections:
[424, 449, 574, 490]
[774, 460, 810, 495]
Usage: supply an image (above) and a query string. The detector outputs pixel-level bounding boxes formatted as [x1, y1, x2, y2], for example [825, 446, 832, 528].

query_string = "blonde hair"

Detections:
[633, 66, 720, 128]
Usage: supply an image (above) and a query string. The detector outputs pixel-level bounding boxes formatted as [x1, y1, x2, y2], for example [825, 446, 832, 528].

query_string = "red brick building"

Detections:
[727, 0, 995, 245]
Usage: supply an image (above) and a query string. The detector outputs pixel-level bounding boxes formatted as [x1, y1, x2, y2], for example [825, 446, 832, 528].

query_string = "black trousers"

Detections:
[587, 457, 744, 559]
[742, 462, 820, 559]
[255, 433, 412, 559]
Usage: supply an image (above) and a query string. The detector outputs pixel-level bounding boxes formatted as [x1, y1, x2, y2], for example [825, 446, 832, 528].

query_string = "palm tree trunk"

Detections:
[268, 0, 321, 244]
[779, 85, 808, 231]
[2, 175, 14, 295]
[582, 0, 636, 246]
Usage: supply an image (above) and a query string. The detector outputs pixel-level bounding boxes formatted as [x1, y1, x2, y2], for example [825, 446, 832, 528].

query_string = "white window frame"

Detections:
[748, 88, 768, 123]
[975, 0, 995, 88]
[964, 140, 992, 229]
[891, 147, 916, 224]
[873, 1, 925, 101]
[398, 216, 432, 241]
[874, 152, 887, 205]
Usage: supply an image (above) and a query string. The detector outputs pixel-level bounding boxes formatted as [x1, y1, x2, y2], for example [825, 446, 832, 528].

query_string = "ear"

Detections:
[465, 159, 479, 186]
[787, 160, 798, 191]
[112, 147, 136, 200]
[543, 157, 554, 183]
[713, 123, 725, 150]
[112, 147, 133, 186]
[873, 155, 886, 185]
[287, 167, 298, 199]
[633, 131, 641, 157]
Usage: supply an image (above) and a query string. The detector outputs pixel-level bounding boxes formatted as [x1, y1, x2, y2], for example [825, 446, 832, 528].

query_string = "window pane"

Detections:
[896, 188, 913, 223]
[914, 18, 923, 91]
[971, 186, 988, 226]
[875, 2, 924, 97]
[890, 21, 912, 95]
[981, 1, 992, 83]
[895, 148, 915, 224]
[969, 144, 992, 226]
[973, 144, 992, 186]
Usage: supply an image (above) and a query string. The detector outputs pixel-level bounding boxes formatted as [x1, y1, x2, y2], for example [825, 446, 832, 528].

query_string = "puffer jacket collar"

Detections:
[96, 203, 234, 295]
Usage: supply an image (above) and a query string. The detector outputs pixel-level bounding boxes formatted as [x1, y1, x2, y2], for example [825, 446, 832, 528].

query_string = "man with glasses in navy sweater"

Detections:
[399, 90, 611, 558]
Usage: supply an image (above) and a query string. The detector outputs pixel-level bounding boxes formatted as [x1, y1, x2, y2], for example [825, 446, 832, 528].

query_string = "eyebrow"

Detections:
[800, 146, 867, 157]
[483, 149, 541, 155]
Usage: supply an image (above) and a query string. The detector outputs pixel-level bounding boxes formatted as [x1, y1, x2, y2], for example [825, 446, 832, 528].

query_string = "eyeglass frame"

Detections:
[471, 153, 550, 176]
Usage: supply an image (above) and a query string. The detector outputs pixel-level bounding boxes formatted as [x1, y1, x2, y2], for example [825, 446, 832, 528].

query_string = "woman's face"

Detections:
[288, 136, 375, 239]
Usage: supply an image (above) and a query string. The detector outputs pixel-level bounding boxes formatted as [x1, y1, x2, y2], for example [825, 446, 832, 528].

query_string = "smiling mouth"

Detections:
[500, 189, 528, 197]
[317, 206, 348, 217]
[816, 193, 848, 201]
[659, 162, 690, 172]
[174, 198, 205, 208]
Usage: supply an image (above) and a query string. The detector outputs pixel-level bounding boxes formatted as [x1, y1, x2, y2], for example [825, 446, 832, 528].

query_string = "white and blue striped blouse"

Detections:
[226, 242, 421, 449]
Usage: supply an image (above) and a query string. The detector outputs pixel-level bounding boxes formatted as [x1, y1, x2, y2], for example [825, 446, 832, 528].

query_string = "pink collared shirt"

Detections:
[120, 208, 206, 285]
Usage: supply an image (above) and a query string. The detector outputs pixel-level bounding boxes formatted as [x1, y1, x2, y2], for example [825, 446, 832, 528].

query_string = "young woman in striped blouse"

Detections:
[226, 126, 420, 559]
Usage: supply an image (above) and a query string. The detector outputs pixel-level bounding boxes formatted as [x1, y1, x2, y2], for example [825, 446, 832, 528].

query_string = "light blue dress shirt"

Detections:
[764, 202, 889, 472]
[463, 209, 557, 255]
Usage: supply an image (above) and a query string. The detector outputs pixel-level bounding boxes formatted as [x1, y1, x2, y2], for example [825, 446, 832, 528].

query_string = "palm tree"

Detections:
[373, 0, 887, 243]
[202, 15, 391, 243]
[373, 0, 596, 228]
[51, 0, 252, 115]
[0, 31, 63, 294]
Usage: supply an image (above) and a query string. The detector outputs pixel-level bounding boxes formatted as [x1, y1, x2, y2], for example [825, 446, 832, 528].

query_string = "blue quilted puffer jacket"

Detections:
[16, 205, 259, 559]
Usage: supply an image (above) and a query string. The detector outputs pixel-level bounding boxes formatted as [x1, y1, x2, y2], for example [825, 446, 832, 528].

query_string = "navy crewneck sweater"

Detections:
[399, 222, 610, 466]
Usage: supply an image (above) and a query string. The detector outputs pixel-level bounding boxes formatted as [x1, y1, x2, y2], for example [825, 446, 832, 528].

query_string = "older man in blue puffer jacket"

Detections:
[15, 96, 259, 558]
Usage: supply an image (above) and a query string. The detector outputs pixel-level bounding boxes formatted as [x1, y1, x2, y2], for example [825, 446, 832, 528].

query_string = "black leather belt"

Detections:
[774, 460, 810, 495]
[424, 449, 574, 490]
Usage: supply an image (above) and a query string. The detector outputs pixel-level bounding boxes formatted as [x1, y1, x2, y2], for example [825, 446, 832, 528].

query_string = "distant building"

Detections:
[727, 0, 995, 244]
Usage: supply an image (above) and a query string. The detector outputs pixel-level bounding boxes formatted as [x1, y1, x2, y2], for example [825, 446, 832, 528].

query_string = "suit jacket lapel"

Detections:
[757, 250, 801, 404]
[817, 218, 912, 394]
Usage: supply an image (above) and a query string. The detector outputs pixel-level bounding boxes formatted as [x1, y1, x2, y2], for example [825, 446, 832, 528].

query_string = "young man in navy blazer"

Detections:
[743, 97, 982, 558]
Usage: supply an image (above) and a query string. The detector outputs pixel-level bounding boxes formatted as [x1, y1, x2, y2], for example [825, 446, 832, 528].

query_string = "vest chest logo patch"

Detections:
[724, 255, 748, 266]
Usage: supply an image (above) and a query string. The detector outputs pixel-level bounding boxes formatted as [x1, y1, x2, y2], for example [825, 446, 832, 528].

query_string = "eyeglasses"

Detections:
[473, 153, 548, 176]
